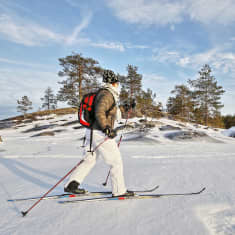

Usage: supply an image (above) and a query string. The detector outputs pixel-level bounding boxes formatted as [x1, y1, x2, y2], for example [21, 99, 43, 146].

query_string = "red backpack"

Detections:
[78, 89, 115, 128]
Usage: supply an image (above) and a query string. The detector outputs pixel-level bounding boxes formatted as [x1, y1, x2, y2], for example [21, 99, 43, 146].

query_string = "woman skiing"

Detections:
[64, 70, 134, 197]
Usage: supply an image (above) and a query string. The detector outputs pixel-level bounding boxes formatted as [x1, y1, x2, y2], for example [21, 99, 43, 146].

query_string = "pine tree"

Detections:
[188, 64, 225, 125]
[167, 96, 182, 116]
[118, 74, 128, 104]
[137, 88, 157, 119]
[41, 87, 57, 110]
[57, 53, 103, 106]
[222, 115, 235, 129]
[167, 85, 194, 121]
[17, 96, 33, 117]
[120, 65, 142, 104]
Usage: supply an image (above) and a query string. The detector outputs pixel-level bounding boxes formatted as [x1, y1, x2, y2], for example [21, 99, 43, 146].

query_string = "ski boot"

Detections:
[64, 181, 86, 194]
[113, 190, 135, 197]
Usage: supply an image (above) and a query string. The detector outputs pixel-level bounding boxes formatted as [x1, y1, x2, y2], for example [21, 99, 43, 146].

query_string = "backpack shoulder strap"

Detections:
[106, 101, 116, 116]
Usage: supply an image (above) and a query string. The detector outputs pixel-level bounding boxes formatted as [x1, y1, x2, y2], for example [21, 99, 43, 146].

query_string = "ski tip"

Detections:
[191, 187, 206, 195]
[201, 187, 206, 193]
[154, 185, 160, 190]
[21, 211, 28, 217]
[145, 185, 159, 192]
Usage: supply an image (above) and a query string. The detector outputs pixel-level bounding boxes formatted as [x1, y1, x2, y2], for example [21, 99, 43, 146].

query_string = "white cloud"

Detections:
[90, 41, 149, 52]
[91, 41, 125, 52]
[0, 57, 29, 65]
[0, 13, 93, 47]
[188, 0, 235, 25]
[125, 43, 149, 49]
[141, 72, 179, 105]
[150, 45, 235, 114]
[107, 0, 185, 26]
[181, 49, 235, 75]
[65, 12, 92, 45]
[143, 73, 166, 81]
[152, 47, 181, 63]
[178, 57, 190, 67]
[0, 57, 53, 68]
[152, 46, 235, 75]
[0, 13, 148, 52]
[0, 0, 95, 47]
[0, 67, 60, 115]
[0, 14, 63, 46]
[106, 0, 235, 26]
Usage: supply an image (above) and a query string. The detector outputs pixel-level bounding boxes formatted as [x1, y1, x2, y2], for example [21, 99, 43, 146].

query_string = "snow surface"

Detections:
[1, 115, 235, 235]
[223, 127, 235, 138]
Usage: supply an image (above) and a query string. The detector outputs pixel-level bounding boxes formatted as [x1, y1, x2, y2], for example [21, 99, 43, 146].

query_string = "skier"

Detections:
[64, 70, 134, 197]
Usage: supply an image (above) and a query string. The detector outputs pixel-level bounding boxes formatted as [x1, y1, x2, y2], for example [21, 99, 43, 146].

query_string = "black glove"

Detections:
[123, 103, 130, 112]
[103, 126, 117, 139]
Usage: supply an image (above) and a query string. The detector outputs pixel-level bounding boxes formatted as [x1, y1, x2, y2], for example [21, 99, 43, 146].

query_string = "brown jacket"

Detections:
[92, 89, 116, 131]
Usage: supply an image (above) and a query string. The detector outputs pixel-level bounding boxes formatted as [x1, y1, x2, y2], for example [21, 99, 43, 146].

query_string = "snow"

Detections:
[1, 114, 235, 235]
[223, 127, 235, 138]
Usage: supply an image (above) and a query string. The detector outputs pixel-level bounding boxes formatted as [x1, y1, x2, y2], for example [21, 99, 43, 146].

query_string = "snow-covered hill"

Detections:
[0, 114, 235, 235]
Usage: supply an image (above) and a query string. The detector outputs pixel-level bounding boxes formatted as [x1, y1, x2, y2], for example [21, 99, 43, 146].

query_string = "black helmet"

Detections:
[103, 70, 119, 83]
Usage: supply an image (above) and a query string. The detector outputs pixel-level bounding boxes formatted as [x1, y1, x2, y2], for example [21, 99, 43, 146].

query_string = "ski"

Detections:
[58, 187, 206, 204]
[7, 185, 159, 202]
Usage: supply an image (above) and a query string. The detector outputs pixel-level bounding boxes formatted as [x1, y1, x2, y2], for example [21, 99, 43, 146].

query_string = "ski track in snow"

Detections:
[0, 115, 235, 235]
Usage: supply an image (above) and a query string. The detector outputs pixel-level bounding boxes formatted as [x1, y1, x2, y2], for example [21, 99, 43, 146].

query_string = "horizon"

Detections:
[1, 0, 235, 120]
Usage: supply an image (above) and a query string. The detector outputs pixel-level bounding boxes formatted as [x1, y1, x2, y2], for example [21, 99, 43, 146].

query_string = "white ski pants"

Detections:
[65, 129, 127, 196]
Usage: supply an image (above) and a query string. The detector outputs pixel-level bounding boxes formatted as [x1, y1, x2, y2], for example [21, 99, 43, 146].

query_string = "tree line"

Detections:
[16, 52, 234, 128]
[167, 64, 225, 127]
[17, 52, 162, 119]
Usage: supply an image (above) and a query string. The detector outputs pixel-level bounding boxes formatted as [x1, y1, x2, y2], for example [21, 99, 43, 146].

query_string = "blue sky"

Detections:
[1, 0, 235, 120]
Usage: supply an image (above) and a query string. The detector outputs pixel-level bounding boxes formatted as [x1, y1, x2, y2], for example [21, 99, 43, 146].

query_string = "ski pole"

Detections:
[102, 107, 132, 186]
[117, 110, 131, 147]
[21, 136, 109, 217]
[21, 159, 84, 217]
